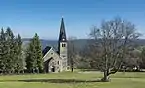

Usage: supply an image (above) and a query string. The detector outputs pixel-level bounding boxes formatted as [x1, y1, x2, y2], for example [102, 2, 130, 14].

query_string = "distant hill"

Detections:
[22, 38, 58, 50]
[22, 38, 145, 51]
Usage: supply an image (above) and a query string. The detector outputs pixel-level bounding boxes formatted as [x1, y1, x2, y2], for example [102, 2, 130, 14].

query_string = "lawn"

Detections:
[0, 71, 144, 88]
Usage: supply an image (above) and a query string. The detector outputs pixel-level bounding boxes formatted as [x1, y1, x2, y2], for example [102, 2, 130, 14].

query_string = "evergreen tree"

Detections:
[25, 39, 36, 73]
[25, 33, 43, 73]
[0, 27, 23, 74]
[0, 28, 6, 73]
[15, 34, 23, 73]
[5, 27, 15, 73]
[34, 33, 43, 73]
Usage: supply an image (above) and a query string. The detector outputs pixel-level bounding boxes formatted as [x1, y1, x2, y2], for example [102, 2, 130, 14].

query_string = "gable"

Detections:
[43, 47, 61, 62]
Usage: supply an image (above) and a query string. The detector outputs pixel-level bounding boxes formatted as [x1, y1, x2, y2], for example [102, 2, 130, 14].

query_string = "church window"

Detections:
[62, 44, 66, 47]
[64, 44, 66, 47]
[58, 61, 59, 65]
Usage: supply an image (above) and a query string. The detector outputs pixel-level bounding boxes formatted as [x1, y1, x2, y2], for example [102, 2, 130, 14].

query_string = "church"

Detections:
[42, 18, 68, 73]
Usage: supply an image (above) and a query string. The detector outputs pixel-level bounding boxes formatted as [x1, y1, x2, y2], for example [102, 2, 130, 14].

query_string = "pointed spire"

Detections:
[59, 17, 67, 42]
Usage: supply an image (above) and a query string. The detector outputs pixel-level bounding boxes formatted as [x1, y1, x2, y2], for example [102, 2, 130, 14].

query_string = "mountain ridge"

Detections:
[22, 38, 145, 51]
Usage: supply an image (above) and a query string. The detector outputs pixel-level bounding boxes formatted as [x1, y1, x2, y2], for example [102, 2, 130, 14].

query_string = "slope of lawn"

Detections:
[0, 71, 144, 88]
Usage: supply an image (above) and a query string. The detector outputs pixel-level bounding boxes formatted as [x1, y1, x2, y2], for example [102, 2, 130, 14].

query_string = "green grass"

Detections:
[0, 71, 144, 88]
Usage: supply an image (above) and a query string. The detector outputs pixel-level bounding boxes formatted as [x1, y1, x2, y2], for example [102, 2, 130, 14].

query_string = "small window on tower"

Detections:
[62, 44, 66, 47]
[64, 44, 66, 47]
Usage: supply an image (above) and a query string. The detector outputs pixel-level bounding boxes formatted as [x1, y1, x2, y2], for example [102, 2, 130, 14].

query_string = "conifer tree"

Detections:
[15, 34, 23, 73]
[0, 28, 6, 73]
[25, 33, 43, 73]
[34, 33, 43, 73]
[5, 27, 15, 73]
[25, 39, 36, 73]
[0, 27, 23, 74]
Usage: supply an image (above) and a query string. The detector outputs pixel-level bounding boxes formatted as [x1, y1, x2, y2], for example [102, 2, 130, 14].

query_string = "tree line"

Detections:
[0, 27, 23, 74]
[0, 28, 43, 74]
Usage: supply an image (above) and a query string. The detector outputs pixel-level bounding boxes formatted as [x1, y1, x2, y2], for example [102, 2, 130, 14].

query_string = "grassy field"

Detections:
[0, 71, 144, 88]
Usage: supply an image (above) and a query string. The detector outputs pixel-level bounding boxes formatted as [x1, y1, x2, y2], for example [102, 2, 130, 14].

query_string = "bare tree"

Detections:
[68, 36, 77, 72]
[89, 17, 140, 81]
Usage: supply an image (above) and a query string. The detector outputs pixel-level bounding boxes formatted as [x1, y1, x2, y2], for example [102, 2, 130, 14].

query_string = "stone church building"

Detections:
[42, 18, 68, 73]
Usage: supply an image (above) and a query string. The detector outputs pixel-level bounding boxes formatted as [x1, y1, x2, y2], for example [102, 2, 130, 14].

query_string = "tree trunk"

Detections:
[101, 70, 110, 82]
[37, 68, 39, 73]
[71, 57, 74, 72]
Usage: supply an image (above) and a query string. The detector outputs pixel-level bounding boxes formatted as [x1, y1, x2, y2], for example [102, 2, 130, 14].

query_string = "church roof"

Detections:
[59, 18, 67, 42]
[42, 46, 52, 56]
[42, 46, 63, 62]
[42, 46, 59, 56]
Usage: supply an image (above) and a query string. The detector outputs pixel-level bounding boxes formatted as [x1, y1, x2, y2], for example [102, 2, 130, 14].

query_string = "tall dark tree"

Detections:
[15, 34, 24, 73]
[25, 33, 43, 73]
[0, 27, 23, 74]
[33, 33, 43, 73]
[5, 27, 16, 73]
[0, 28, 6, 73]
[25, 39, 36, 73]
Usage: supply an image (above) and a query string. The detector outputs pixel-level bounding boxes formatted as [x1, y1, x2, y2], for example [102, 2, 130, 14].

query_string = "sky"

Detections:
[0, 0, 145, 39]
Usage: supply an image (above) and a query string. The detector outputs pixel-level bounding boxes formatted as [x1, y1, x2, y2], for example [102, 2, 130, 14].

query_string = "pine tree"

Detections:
[25, 33, 43, 73]
[25, 39, 36, 73]
[5, 27, 15, 73]
[0, 28, 6, 73]
[0, 27, 23, 74]
[15, 34, 24, 73]
[34, 33, 43, 73]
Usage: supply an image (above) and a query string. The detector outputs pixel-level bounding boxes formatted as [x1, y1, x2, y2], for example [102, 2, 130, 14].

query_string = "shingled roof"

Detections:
[42, 46, 52, 56]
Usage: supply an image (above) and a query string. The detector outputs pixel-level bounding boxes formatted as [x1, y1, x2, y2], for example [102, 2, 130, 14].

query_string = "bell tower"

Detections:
[58, 17, 68, 71]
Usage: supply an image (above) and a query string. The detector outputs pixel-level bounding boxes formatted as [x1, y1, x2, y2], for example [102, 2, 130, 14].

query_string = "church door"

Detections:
[51, 66, 55, 72]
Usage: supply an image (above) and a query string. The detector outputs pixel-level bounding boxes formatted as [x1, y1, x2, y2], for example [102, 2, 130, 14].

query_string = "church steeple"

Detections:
[59, 18, 67, 42]
[58, 17, 68, 71]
